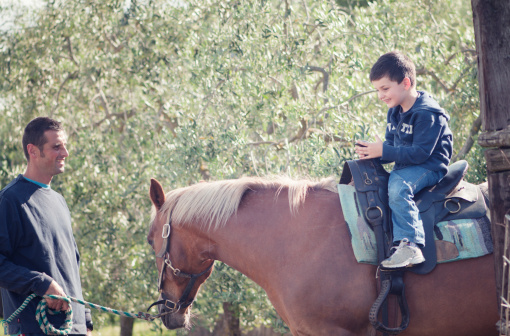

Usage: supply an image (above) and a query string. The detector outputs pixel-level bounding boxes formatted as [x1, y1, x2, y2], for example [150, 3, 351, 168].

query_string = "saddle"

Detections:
[339, 159, 488, 335]
[339, 158, 487, 273]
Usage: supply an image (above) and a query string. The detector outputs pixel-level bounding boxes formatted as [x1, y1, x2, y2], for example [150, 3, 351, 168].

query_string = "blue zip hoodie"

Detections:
[381, 91, 453, 175]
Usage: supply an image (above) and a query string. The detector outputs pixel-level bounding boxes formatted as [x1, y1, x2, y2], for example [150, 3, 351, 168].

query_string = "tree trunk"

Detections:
[471, 0, 510, 132]
[245, 326, 292, 336]
[471, 0, 510, 328]
[119, 315, 134, 336]
[222, 302, 242, 336]
[187, 311, 290, 336]
[188, 304, 241, 336]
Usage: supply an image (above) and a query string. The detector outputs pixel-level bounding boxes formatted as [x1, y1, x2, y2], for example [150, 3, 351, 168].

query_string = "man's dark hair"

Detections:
[22, 117, 64, 161]
[370, 51, 416, 88]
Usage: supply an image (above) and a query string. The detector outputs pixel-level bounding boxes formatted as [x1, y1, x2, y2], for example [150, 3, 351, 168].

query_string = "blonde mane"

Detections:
[154, 176, 338, 231]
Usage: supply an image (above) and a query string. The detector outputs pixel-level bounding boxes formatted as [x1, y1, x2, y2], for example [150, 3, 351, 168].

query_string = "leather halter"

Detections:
[147, 216, 214, 315]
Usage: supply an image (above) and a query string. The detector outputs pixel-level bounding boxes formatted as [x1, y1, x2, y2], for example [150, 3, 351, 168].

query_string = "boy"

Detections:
[355, 51, 453, 268]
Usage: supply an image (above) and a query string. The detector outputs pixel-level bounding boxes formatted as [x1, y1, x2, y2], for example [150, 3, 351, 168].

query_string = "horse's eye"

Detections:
[148, 239, 154, 247]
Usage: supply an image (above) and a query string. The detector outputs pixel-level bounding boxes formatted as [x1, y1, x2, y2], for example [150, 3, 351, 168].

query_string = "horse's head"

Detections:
[147, 178, 214, 330]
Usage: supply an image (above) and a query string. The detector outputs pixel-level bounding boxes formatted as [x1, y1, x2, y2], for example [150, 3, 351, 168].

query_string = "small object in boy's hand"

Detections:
[355, 142, 367, 147]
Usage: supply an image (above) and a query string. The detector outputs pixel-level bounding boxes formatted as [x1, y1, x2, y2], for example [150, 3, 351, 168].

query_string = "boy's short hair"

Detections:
[370, 51, 416, 88]
[23, 117, 65, 161]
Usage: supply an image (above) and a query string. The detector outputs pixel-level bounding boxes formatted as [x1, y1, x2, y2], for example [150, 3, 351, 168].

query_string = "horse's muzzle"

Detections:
[160, 304, 190, 330]
[149, 294, 191, 330]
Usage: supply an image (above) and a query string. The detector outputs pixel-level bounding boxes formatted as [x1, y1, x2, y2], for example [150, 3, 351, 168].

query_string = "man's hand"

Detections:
[44, 280, 69, 311]
[87, 330, 93, 336]
[355, 135, 383, 159]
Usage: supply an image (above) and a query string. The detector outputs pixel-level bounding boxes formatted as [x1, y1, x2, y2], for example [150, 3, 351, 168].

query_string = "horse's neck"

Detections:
[204, 189, 295, 286]
[207, 217, 281, 287]
[204, 188, 352, 289]
[199, 189, 378, 334]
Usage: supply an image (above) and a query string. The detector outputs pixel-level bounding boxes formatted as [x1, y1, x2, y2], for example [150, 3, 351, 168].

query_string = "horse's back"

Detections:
[401, 253, 499, 336]
[292, 190, 499, 336]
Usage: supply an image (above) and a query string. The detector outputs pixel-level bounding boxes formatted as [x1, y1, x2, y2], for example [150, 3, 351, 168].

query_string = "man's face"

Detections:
[35, 130, 69, 177]
[371, 75, 409, 109]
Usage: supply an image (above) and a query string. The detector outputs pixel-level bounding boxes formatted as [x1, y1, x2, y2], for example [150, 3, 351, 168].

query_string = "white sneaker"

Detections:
[380, 239, 425, 268]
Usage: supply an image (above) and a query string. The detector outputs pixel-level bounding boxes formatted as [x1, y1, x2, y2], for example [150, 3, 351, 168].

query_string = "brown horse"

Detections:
[147, 176, 499, 336]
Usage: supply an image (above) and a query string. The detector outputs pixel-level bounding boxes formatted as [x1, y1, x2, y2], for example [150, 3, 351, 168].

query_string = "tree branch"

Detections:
[289, 119, 308, 142]
[93, 109, 136, 128]
[450, 60, 476, 92]
[51, 37, 80, 114]
[307, 65, 329, 103]
[103, 31, 125, 53]
[158, 110, 178, 136]
[64, 36, 79, 67]
[247, 116, 349, 149]
[255, 90, 379, 145]
[416, 67, 451, 92]
[452, 115, 482, 161]
[283, 0, 290, 36]
[199, 160, 211, 181]
[248, 140, 280, 147]
[198, 79, 226, 118]
[417, 48, 477, 93]
[98, 89, 111, 115]
[444, 48, 477, 66]
[268, 76, 282, 86]
[301, 0, 310, 23]
[52, 70, 79, 114]
[315, 89, 376, 118]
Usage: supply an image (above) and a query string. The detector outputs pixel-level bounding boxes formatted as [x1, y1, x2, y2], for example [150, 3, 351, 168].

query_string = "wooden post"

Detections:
[502, 215, 510, 334]
[471, 0, 510, 326]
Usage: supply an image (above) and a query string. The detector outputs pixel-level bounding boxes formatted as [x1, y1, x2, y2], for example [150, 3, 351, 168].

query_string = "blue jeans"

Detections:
[388, 166, 444, 246]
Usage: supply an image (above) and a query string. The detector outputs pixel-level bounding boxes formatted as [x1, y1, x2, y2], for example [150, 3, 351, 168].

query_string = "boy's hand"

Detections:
[355, 135, 383, 159]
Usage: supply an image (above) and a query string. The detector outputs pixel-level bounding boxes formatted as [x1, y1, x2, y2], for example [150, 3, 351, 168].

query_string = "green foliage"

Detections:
[188, 262, 287, 334]
[0, 0, 483, 332]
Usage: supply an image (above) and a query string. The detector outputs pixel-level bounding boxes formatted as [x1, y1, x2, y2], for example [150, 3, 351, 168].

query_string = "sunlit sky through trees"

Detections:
[0, 0, 46, 32]
[0, 0, 186, 33]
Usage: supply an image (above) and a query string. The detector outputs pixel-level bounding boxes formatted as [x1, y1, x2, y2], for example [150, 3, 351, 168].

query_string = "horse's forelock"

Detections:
[158, 176, 338, 231]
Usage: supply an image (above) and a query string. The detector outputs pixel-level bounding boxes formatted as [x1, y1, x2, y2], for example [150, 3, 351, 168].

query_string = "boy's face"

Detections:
[371, 76, 411, 109]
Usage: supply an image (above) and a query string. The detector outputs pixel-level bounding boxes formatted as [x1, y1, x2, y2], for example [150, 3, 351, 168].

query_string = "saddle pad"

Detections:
[338, 184, 493, 265]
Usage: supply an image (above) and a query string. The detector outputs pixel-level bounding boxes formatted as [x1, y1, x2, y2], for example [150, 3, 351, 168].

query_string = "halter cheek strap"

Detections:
[156, 223, 171, 258]
[150, 218, 214, 316]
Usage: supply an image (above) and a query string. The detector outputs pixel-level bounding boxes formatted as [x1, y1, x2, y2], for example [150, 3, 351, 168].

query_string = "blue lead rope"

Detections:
[2, 294, 159, 335]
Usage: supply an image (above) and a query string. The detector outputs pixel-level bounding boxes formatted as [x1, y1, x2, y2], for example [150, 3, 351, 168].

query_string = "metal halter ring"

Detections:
[444, 199, 461, 214]
[162, 223, 171, 239]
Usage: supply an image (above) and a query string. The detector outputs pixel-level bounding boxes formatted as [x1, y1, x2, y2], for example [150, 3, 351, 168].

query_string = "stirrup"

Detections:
[369, 271, 410, 335]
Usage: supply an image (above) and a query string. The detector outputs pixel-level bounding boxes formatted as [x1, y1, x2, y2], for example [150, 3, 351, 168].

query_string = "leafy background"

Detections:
[0, 0, 484, 334]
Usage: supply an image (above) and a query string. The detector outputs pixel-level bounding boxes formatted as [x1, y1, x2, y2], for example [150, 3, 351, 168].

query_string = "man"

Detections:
[0, 117, 93, 335]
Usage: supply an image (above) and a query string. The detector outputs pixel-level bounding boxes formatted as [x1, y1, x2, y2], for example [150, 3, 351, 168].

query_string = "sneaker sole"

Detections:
[381, 256, 425, 269]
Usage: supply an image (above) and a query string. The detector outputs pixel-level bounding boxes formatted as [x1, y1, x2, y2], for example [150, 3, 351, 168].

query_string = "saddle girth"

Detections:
[340, 159, 406, 335]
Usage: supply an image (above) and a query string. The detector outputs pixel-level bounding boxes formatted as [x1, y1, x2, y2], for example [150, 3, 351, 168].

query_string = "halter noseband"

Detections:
[147, 217, 214, 315]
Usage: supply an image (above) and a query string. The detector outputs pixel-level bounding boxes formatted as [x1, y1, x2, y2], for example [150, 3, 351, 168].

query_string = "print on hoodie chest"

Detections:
[387, 123, 413, 135]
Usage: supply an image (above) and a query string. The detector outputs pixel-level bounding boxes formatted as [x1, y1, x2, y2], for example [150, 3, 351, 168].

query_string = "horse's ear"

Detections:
[150, 178, 166, 210]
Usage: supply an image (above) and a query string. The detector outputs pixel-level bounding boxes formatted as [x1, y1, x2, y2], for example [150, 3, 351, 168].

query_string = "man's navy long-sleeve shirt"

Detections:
[0, 175, 90, 335]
